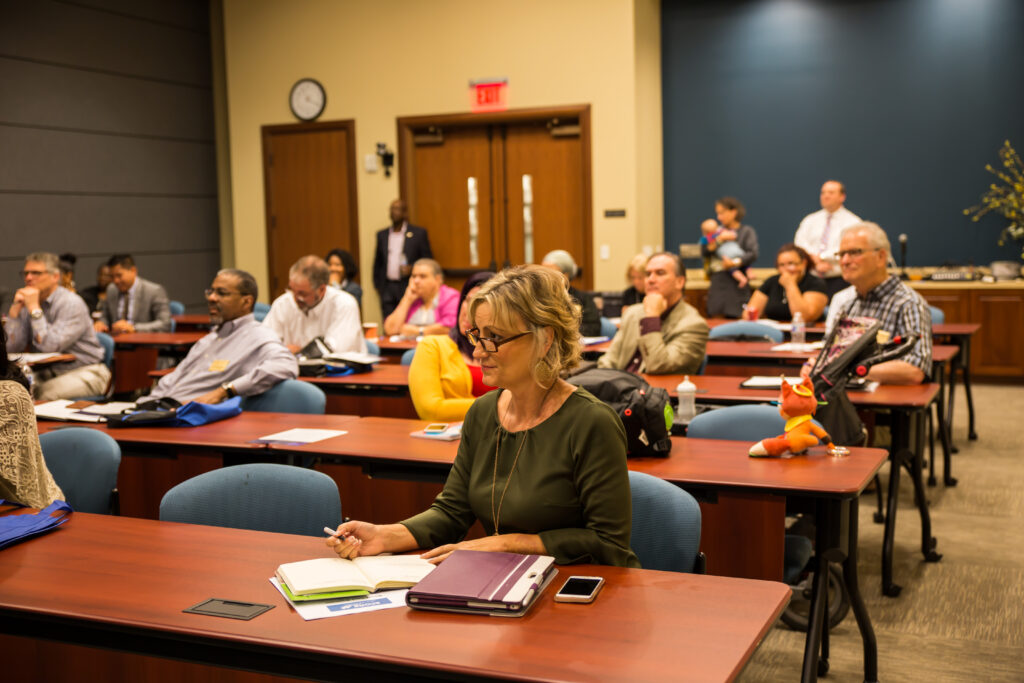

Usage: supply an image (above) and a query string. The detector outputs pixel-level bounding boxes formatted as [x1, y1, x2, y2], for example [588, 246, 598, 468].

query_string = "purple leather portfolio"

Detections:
[406, 550, 557, 617]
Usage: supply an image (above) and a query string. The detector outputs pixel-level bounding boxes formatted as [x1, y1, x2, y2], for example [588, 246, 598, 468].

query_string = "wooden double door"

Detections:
[398, 106, 593, 289]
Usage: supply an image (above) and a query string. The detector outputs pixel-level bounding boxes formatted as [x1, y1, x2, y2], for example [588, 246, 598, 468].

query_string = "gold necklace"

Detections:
[491, 383, 556, 535]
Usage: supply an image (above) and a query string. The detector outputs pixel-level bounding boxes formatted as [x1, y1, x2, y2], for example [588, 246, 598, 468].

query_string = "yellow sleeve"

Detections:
[408, 336, 476, 422]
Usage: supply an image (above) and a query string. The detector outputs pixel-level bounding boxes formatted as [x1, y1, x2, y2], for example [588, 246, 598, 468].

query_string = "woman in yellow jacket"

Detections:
[409, 272, 495, 422]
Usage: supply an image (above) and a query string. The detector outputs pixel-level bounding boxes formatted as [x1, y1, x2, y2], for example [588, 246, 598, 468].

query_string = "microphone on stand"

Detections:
[898, 234, 908, 280]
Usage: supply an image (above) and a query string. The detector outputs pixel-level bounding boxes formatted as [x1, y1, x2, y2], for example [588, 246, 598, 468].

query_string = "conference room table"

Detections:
[35, 412, 886, 681]
[645, 373, 943, 598]
[112, 331, 206, 394]
[0, 510, 790, 683]
[171, 313, 214, 331]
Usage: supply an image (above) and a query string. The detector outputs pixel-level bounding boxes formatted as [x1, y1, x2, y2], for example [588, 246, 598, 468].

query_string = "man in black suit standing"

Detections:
[372, 198, 433, 319]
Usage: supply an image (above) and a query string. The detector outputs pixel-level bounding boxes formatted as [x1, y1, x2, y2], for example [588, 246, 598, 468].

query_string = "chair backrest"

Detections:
[241, 379, 326, 414]
[688, 403, 823, 442]
[168, 300, 185, 316]
[253, 301, 271, 322]
[708, 321, 784, 343]
[928, 305, 945, 325]
[401, 348, 416, 365]
[599, 316, 618, 338]
[365, 339, 380, 355]
[628, 471, 701, 573]
[38, 428, 121, 514]
[159, 463, 341, 535]
[95, 331, 115, 369]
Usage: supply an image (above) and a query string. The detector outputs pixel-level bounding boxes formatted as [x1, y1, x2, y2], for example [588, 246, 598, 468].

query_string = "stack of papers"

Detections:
[255, 428, 347, 445]
[8, 352, 61, 364]
[34, 400, 107, 422]
[581, 336, 610, 346]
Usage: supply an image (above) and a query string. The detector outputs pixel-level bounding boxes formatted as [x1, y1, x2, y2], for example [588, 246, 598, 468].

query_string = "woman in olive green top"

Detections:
[327, 265, 639, 567]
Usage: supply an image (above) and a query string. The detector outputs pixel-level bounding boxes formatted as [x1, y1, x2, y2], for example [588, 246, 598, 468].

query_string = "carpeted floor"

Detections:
[738, 383, 1024, 682]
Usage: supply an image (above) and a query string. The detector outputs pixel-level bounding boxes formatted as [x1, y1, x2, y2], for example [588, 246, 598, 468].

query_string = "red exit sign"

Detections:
[470, 78, 508, 112]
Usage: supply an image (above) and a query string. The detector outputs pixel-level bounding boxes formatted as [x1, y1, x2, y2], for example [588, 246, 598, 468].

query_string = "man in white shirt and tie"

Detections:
[794, 180, 862, 298]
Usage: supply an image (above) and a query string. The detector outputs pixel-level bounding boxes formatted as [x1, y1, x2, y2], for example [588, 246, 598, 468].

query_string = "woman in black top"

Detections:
[743, 244, 827, 322]
[703, 197, 759, 318]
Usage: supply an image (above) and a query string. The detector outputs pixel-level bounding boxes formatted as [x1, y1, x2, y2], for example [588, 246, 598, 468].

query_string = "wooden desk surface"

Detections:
[35, 412, 361, 451]
[642, 374, 942, 409]
[113, 331, 206, 346]
[303, 364, 412, 388]
[172, 313, 212, 325]
[0, 513, 789, 683]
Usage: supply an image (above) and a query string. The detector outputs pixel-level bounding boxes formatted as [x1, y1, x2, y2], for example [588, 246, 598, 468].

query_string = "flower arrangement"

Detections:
[964, 140, 1024, 259]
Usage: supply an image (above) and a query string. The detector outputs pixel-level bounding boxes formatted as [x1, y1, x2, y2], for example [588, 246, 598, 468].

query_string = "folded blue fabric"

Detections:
[0, 499, 73, 551]
[175, 396, 242, 426]
[107, 396, 242, 428]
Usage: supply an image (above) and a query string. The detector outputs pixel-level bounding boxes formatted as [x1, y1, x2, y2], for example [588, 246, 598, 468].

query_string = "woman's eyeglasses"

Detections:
[464, 328, 530, 353]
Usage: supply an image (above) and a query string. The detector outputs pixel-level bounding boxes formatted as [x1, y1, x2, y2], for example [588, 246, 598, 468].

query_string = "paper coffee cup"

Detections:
[363, 322, 379, 339]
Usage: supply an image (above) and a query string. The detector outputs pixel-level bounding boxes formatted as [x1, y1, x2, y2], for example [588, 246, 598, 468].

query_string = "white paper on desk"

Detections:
[748, 319, 791, 332]
[770, 341, 824, 352]
[581, 336, 610, 346]
[742, 376, 803, 388]
[8, 352, 61, 364]
[78, 402, 137, 415]
[269, 578, 408, 620]
[256, 428, 347, 444]
[34, 400, 105, 422]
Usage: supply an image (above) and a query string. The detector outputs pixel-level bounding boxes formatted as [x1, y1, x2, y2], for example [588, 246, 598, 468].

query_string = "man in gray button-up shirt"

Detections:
[147, 269, 297, 404]
[5, 252, 110, 400]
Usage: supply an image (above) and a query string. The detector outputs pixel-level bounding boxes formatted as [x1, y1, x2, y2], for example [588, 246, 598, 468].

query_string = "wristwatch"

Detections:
[418, 326, 425, 336]
[30, 309, 43, 320]
[220, 382, 236, 399]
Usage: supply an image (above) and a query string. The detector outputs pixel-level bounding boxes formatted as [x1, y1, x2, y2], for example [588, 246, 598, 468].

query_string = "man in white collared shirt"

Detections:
[263, 255, 366, 355]
[794, 180, 862, 298]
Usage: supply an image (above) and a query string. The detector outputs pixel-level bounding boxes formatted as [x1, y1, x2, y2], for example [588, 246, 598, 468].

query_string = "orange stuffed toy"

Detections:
[749, 377, 835, 457]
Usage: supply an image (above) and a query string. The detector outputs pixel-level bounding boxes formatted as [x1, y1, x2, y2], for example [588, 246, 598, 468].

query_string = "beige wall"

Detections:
[220, 0, 663, 316]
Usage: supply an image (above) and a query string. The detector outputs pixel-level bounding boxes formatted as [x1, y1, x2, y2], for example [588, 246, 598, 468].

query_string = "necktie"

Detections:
[820, 213, 833, 255]
[120, 292, 129, 322]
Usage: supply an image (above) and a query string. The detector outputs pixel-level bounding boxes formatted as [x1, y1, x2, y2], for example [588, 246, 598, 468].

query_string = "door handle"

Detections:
[522, 174, 533, 263]
[467, 176, 479, 266]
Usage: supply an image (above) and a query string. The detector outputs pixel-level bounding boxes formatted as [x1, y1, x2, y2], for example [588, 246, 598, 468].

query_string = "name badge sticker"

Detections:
[208, 359, 230, 372]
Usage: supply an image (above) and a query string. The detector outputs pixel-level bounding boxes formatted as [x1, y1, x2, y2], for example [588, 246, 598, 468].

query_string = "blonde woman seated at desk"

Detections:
[409, 272, 496, 422]
[742, 243, 828, 322]
[382, 258, 458, 339]
[0, 325, 64, 509]
[327, 265, 639, 568]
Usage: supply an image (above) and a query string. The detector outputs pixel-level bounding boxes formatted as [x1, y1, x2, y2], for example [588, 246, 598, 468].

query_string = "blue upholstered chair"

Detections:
[708, 321, 784, 343]
[401, 348, 416, 366]
[39, 428, 121, 514]
[253, 302, 271, 322]
[928, 306, 945, 325]
[365, 339, 380, 355]
[599, 316, 618, 338]
[168, 300, 185, 316]
[688, 403, 791, 441]
[159, 463, 341, 536]
[241, 379, 326, 414]
[628, 471, 703, 573]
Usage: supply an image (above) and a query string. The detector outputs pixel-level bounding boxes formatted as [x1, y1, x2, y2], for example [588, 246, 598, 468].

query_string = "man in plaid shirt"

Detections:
[828, 222, 933, 384]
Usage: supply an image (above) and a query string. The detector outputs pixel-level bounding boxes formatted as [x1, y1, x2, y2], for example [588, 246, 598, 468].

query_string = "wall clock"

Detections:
[289, 78, 326, 121]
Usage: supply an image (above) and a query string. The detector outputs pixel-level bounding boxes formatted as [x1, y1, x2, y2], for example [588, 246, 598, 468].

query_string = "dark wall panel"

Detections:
[0, 0, 217, 315]
[0, 128, 215, 194]
[662, 0, 1024, 268]
[0, 57, 213, 139]
[0, 0, 211, 85]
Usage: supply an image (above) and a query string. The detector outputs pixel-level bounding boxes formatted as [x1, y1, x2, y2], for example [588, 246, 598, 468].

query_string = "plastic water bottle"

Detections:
[791, 312, 806, 345]
[676, 375, 697, 422]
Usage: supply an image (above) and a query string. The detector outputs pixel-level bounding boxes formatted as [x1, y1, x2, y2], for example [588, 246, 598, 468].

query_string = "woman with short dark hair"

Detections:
[743, 243, 828, 322]
[704, 197, 759, 318]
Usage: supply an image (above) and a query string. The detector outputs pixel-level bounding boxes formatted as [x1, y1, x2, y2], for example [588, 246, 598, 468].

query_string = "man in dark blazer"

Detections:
[95, 254, 172, 334]
[372, 198, 433, 319]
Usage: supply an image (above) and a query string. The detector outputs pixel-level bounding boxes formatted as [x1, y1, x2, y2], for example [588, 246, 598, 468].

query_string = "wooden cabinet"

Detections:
[915, 284, 1024, 381]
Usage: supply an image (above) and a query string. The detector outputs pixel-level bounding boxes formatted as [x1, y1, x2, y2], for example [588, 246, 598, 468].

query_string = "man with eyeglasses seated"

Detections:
[5, 251, 110, 399]
[262, 255, 366, 355]
[145, 269, 297, 404]
[596, 252, 708, 375]
[814, 222, 932, 384]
